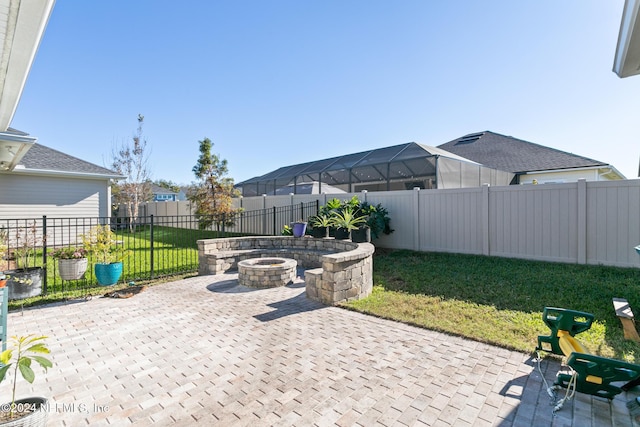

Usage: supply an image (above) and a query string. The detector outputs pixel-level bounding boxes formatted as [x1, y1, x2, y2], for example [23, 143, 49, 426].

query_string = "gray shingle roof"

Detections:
[20, 143, 121, 177]
[437, 131, 608, 174]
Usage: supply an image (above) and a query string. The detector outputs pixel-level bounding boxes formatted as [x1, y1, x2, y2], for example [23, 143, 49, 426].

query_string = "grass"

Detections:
[342, 249, 640, 362]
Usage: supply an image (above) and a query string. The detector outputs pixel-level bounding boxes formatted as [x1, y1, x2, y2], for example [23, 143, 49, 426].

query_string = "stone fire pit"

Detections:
[238, 257, 297, 289]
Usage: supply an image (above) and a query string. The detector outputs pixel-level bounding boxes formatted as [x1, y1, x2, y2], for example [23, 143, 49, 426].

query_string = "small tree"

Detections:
[111, 114, 153, 232]
[188, 137, 241, 230]
[154, 179, 181, 194]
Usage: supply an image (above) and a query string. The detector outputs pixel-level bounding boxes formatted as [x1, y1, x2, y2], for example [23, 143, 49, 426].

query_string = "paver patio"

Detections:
[0, 270, 637, 426]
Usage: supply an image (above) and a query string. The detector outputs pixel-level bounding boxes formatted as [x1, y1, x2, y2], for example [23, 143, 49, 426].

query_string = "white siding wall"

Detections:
[0, 174, 110, 219]
[518, 168, 618, 184]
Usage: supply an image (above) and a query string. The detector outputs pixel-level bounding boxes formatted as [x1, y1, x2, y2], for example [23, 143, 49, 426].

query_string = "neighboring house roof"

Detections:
[437, 131, 616, 175]
[13, 141, 123, 179]
[151, 184, 179, 196]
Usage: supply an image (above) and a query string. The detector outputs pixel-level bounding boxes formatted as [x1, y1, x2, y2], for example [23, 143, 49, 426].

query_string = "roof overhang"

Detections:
[0, 130, 36, 170]
[614, 0, 640, 77]
[2, 166, 126, 180]
[0, 0, 55, 129]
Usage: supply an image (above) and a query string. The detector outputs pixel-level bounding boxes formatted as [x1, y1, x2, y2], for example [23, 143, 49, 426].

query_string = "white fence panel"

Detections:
[586, 180, 640, 267]
[419, 188, 484, 254]
[489, 183, 578, 263]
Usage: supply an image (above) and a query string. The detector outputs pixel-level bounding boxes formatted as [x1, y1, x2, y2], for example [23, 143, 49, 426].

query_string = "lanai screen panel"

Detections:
[387, 157, 437, 180]
[436, 157, 515, 188]
[295, 157, 341, 183]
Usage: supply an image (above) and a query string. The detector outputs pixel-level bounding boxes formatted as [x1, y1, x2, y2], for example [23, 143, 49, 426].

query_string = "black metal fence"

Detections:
[0, 201, 319, 302]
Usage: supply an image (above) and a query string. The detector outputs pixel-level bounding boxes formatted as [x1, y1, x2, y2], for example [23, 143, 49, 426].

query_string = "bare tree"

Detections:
[111, 114, 152, 231]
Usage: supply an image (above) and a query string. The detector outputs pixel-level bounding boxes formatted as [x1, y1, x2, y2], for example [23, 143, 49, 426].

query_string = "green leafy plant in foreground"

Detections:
[0, 335, 52, 419]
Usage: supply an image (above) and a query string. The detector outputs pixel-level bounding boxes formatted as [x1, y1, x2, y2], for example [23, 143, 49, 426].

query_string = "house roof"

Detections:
[15, 141, 123, 179]
[437, 131, 612, 174]
[150, 184, 178, 195]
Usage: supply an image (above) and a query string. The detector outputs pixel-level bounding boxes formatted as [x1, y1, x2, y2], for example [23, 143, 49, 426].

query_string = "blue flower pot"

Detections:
[94, 262, 123, 286]
[292, 222, 307, 238]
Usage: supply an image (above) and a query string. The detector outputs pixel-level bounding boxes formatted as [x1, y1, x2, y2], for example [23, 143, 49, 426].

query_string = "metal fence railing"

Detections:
[0, 200, 319, 303]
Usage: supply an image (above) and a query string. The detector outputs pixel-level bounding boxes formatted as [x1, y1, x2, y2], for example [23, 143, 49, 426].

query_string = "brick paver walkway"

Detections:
[0, 272, 636, 426]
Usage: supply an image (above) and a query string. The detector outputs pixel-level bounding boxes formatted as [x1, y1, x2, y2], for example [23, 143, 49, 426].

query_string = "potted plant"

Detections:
[331, 207, 366, 240]
[81, 225, 130, 286]
[292, 220, 307, 238]
[0, 335, 52, 426]
[281, 224, 293, 236]
[309, 214, 332, 238]
[359, 202, 394, 239]
[4, 223, 44, 300]
[318, 198, 344, 237]
[49, 247, 88, 281]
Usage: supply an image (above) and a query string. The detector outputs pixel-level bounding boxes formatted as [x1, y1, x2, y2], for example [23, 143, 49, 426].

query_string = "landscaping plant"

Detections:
[0, 335, 52, 421]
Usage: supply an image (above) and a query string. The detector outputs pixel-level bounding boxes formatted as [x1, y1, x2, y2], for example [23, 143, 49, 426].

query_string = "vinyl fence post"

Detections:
[413, 188, 420, 251]
[482, 184, 490, 256]
[577, 179, 587, 264]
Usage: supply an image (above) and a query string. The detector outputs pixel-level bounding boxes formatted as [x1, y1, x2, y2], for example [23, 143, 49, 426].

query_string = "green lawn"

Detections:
[342, 249, 640, 362]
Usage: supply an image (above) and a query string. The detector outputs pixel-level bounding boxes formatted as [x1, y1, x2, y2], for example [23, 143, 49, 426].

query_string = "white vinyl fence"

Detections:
[137, 179, 640, 268]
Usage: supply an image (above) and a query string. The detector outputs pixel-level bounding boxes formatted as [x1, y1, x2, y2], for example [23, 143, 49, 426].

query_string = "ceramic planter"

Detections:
[58, 258, 88, 281]
[5, 268, 43, 300]
[292, 222, 307, 238]
[0, 397, 48, 427]
[94, 262, 123, 286]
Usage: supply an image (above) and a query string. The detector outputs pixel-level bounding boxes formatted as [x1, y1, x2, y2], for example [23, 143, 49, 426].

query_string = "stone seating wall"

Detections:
[197, 236, 374, 305]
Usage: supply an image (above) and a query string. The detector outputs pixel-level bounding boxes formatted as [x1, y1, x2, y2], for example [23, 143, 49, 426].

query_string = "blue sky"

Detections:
[11, 1, 640, 185]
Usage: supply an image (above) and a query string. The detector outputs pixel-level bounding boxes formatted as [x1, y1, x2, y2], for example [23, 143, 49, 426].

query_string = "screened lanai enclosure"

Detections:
[236, 142, 515, 196]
